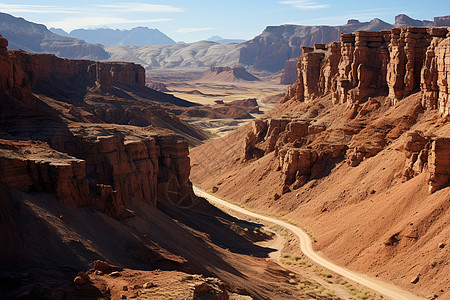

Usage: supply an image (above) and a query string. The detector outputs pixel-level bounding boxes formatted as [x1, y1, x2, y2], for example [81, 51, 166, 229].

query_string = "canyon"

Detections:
[3, 11, 450, 84]
[0, 34, 347, 300]
[0, 32, 201, 230]
[191, 26, 450, 299]
[1, 8, 450, 299]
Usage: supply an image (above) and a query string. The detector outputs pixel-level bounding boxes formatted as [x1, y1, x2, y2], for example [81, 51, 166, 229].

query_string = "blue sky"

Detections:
[0, 1, 449, 42]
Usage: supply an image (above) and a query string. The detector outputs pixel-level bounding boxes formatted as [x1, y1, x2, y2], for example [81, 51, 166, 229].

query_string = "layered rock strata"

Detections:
[0, 36, 195, 218]
[0, 129, 194, 218]
[272, 27, 450, 193]
[10, 51, 145, 90]
[0, 139, 89, 207]
[282, 27, 450, 117]
[244, 118, 345, 193]
[0, 35, 144, 102]
[402, 131, 450, 193]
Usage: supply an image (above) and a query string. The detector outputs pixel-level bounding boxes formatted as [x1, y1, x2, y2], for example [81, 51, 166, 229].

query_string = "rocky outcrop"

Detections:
[283, 27, 450, 117]
[0, 139, 90, 207]
[156, 136, 194, 207]
[243, 117, 343, 192]
[239, 15, 423, 73]
[329, 30, 392, 105]
[0, 35, 34, 105]
[0, 127, 194, 218]
[0, 37, 196, 218]
[428, 137, 450, 192]
[239, 15, 450, 74]
[421, 29, 450, 116]
[401, 131, 449, 193]
[10, 51, 145, 90]
[147, 82, 169, 92]
[387, 28, 440, 104]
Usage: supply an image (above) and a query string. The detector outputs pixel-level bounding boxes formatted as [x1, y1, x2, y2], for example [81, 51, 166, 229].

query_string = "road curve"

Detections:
[193, 186, 424, 300]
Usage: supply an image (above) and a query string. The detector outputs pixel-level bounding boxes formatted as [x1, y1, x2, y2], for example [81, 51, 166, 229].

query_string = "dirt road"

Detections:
[193, 186, 425, 300]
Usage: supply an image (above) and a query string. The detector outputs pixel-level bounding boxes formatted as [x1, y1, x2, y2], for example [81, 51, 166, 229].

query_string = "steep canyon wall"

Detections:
[283, 27, 450, 117]
[0, 35, 194, 217]
[264, 27, 450, 193]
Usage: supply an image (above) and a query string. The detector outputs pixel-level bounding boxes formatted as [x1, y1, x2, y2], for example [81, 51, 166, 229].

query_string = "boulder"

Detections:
[93, 260, 122, 273]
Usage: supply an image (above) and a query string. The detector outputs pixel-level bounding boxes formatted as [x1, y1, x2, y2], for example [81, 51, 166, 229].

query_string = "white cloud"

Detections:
[0, 3, 80, 14]
[92, 3, 184, 13]
[46, 17, 172, 32]
[0, 2, 183, 31]
[0, 2, 183, 15]
[176, 27, 214, 33]
[280, 0, 329, 10]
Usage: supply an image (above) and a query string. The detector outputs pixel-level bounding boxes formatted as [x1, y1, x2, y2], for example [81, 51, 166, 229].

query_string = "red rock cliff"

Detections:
[0, 37, 194, 218]
[9, 51, 145, 90]
[0, 127, 194, 219]
[282, 27, 450, 117]
[0, 35, 34, 104]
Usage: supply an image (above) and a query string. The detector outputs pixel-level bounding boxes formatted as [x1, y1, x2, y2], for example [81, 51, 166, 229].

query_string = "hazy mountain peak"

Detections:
[0, 12, 109, 60]
[394, 14, 433, 27]
[67, 26, 176, 46]
[49, 28, 69, 36]
[206, 35, 245, 44]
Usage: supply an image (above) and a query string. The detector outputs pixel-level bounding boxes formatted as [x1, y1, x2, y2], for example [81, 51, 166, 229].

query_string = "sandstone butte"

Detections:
[190, 26, 450, 300]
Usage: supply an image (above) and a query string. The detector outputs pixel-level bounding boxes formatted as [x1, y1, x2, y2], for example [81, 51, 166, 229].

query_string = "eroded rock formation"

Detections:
[401, 131, 450, 193]
[0, 36, 195, 218]
[243, 117, 343, 193]
[251, 28, 450, 193]
[0, 139, 89, 207]
[0, 128, 194, 218]
[421, 29, 450, 116]
[10, 51, 145, 90]
[283, 27, 450, 117]
[0, 35, 34, 104]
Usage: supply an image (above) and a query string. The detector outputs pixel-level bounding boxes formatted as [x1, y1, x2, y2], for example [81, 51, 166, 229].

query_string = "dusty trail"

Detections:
[193, 186, 425, 300]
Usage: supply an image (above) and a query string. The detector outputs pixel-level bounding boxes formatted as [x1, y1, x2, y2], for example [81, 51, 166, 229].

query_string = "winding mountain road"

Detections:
[193, 186, 424, 300]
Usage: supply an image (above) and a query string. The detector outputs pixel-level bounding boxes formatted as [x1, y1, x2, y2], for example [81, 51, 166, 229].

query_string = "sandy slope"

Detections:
[190, 93, 450, 299]
[194, 186, 424, 300]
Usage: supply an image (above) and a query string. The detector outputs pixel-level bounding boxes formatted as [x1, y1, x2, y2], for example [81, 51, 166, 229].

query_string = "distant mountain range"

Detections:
[239, 15, 450, 72]
[1, 12, 450, 74]
[105, 41, 241, 69]
[206, 36, 246, 44]
[106, 14, 450, 73]
[0, 12, 109, 60]
[50, 27, 176, 46]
